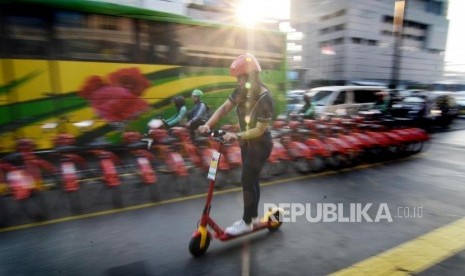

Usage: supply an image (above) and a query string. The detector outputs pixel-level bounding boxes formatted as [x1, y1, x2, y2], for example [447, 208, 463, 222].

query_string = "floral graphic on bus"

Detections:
[79, 67, 151, 122]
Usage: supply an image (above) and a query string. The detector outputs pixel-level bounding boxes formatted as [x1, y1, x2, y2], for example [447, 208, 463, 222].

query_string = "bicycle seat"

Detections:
[127, 141, 148, 150]
[297, 129, 310, 135]
[331, 126, 343, 133]
[87, 140, 113, 149]
[55, 145, 79, 153]
[316, 125, 327, 132]
[194, 136, 210, 144]
[161, 136, 179, 145]
[368, 124, 384, 131]
[3, 152, 22, 163]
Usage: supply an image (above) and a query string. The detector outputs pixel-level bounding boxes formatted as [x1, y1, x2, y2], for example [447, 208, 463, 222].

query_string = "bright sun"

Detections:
[235, 0, 289, 26]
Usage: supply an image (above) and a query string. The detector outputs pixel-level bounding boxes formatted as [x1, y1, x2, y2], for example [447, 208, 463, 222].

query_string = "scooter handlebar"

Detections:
[208, 129, 227, 142]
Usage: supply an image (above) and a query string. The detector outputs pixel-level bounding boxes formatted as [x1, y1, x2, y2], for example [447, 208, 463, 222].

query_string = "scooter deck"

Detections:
[216, 222, 269, 241]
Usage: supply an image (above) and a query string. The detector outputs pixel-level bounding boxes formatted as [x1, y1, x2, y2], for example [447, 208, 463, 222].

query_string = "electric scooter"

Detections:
[188, 130, 283, 257]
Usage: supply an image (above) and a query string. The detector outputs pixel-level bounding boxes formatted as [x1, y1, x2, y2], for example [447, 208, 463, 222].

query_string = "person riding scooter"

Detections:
[198, 53, 274, 236]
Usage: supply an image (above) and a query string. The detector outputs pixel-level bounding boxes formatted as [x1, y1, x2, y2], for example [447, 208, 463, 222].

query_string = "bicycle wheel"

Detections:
[0, 197, 10, 227]
[111, 186, 123, 208]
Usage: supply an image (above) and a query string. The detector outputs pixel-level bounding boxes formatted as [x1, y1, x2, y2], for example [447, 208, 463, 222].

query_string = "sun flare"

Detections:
[235, 0, 289, 26]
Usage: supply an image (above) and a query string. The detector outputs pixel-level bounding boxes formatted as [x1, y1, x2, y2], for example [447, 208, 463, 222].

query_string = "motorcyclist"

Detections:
[372, 91, 390, 115]
[164, 95, 187, 127]
[299, 94, 316, 119]
[186, 89, 209, 138]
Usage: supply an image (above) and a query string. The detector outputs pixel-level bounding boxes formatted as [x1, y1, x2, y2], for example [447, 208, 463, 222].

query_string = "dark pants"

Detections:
[240, 135, 273, 224]
[188, 119, 206, 140]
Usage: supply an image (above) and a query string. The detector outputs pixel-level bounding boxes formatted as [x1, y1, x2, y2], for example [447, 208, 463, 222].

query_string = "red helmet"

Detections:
[229, 53, 261, 77]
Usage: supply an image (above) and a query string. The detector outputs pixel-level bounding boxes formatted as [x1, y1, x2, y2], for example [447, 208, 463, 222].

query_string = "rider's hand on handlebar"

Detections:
[197, 124, 211, 135]
[223, 132, 238, 143]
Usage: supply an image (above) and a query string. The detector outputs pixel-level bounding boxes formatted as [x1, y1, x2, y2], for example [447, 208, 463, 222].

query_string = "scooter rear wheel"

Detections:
[189, 232, 211, 257]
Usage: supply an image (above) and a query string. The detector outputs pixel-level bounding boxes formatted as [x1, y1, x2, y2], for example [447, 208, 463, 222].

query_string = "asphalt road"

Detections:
[1, 122, 465, 275]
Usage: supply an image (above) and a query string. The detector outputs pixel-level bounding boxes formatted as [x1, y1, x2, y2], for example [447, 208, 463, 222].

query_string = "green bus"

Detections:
[0, 0, 287, 152]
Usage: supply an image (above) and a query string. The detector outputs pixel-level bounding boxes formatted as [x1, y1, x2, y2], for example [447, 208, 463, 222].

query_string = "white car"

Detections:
[304, 86, 388, 117]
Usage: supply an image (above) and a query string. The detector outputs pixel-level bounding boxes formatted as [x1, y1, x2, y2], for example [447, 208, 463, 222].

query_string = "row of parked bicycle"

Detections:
[0, 112, 429, 227]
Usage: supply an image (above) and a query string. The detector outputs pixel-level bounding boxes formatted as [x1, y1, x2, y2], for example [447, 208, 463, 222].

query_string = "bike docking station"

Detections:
[188, 130, 283, 257]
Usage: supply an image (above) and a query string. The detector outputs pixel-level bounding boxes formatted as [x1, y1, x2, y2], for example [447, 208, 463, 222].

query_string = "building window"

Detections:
[320, 9, 346, 21]
[350, 37, 378, 46]
[425, 0, 444, 15]
[320, 28, 329, 35]
[383, 15, 393, 23]
[335, 24, 345, 31]
[334, 38, 344, 45]
[352, 37, 362, 44]
[320, 24, 345, 35]
[381, 30, 392, 36]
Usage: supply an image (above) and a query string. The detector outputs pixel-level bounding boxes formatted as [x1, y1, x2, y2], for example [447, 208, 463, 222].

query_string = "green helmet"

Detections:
[191, 89, 203, 98]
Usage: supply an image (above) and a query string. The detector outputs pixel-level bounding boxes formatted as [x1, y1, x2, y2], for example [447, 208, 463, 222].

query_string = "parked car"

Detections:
[390, 91, 459, 130]
[304, 86, 388, 117]
[452, 91, 465, 115]
[395, 89, 425, 99]
[286, 89, 307, 115]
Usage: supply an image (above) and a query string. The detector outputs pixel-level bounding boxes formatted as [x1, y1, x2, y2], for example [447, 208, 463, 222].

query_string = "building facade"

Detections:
[290, 0, 449, 87]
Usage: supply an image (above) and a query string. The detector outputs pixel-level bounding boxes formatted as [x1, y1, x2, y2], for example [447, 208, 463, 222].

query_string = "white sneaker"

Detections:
[232, 217, 260, 226]
[225, 220, 253, 235]
[232, 219, 244, 226]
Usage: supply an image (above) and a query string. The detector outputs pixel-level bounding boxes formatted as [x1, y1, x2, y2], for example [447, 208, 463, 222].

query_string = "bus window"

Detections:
[4, 15, 50, 58]
[139, 20, 182, 65]
[175, 24, 232, 67]
[54, 12, 136, 61]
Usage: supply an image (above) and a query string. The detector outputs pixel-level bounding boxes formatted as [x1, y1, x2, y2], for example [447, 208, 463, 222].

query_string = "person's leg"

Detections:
[251, 140, 273, 218]
[241, 140, 273, 223]
[189, 120, 205, 140]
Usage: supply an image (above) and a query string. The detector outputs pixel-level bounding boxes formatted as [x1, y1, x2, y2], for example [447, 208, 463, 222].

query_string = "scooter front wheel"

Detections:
[189, 232, 211, 257]
[267, 209, 283, 232]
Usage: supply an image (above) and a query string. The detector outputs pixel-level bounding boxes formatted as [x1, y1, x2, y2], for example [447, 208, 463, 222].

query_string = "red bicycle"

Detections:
[87, 141, 124, 208]
[50, 133, 88, 214]
[1, 138, 56, 222]
[73, 120, 124, 208]
[145, 120, 190, 193]
[122, 131, 158, 201]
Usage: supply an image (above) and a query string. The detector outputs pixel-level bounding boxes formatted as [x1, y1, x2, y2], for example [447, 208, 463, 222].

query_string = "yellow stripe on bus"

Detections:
[143, 75, 234, 100]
